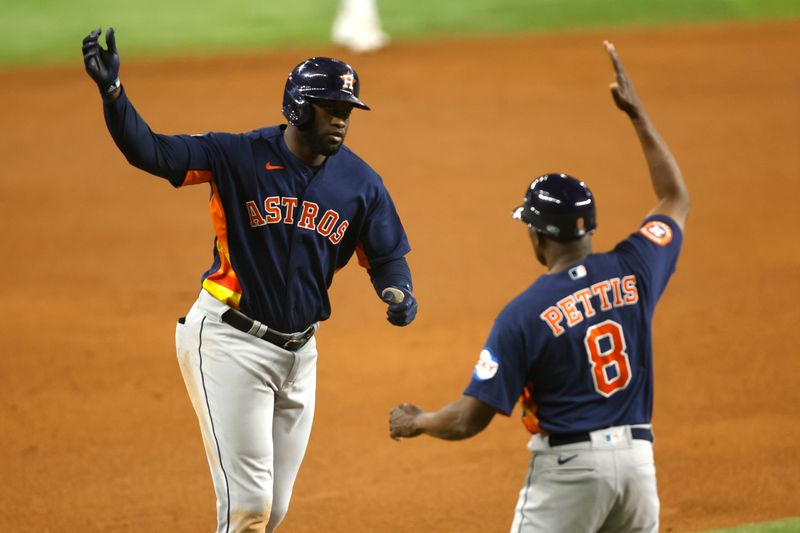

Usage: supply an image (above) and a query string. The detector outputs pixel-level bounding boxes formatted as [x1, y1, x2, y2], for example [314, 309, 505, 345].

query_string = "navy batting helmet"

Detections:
[512, 173, 597, 241]
[282, 57, 370, 126]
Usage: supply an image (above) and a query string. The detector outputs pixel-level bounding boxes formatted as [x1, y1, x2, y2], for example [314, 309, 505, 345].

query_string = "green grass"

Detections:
[381, 0, 800, 36]
[701, 518, 800, 532]
[1, 0, 799, 68]
[1, 0, 340, 67]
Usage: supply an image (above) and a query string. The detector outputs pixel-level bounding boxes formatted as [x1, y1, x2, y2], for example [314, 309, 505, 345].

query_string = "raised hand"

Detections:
[604, 40, 644, 120]
[82, 27, 120, 96]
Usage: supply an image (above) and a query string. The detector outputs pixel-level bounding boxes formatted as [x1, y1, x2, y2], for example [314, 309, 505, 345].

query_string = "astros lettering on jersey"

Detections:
[148, 125, 409, 333]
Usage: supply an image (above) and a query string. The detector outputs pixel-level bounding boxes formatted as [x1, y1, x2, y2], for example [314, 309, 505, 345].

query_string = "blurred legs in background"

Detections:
[332, 0, 389, 53]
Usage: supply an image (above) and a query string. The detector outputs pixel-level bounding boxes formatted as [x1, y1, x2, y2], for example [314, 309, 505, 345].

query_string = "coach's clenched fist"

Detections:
[389, 396, 495, 442]
[389, 403, 424, 440]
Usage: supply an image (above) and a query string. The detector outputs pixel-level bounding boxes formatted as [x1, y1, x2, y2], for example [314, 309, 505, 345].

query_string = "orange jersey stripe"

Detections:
[202, 181, 243, 308]
[182, 170, 214, 187]
[519, 384, 542, 435]
[355, 242, 371, 270]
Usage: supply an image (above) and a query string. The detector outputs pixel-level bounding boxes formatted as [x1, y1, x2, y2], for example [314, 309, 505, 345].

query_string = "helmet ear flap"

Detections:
[282, 80, 311, 126]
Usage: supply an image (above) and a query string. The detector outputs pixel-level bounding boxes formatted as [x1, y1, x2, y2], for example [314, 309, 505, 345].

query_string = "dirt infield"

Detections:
[1, 20, 798, 533]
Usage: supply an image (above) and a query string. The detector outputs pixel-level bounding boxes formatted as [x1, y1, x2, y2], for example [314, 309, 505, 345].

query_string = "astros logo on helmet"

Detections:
[340, 73, 356, 92]
[282, 57, 370, 126]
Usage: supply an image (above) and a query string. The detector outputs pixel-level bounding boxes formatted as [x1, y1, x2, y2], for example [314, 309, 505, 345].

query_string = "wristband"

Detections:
[102, 78, 121, 97]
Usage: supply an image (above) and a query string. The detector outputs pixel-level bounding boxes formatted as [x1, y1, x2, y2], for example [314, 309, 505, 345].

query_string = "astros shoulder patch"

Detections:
[473, 349, 499, 381]
[639, 220, 673, 246]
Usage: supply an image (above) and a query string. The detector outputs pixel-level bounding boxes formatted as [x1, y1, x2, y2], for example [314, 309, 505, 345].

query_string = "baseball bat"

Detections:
[381, 287, 405, 304]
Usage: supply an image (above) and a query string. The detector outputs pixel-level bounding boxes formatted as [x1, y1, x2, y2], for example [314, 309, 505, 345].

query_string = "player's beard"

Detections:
[300, 123, 345, 157]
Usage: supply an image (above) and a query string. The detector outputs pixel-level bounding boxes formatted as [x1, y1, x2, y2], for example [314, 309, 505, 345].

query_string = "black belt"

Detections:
[221, 309, 315, 352]
[548, 427, 653, 447]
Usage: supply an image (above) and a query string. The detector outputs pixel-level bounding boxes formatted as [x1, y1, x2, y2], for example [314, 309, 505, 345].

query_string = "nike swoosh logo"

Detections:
[265, 162, 285, 171]
[557, 454, 579, 465]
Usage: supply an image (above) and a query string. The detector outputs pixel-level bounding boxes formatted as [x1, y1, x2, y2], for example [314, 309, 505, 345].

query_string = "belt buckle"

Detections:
[283, 332, 310, 351]
[279, 326, 314, 351]
[283, 338, 303, 351]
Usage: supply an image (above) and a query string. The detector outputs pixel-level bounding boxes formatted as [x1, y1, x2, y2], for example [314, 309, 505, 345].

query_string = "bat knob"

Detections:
[381, 287, 405, 305]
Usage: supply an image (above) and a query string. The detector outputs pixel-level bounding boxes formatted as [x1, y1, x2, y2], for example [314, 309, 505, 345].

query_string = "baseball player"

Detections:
[389, 41, 690, 532]
[82, 27, 417, 533]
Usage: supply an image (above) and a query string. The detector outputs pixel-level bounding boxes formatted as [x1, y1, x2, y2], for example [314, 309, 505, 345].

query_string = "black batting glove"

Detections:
[382, 287, 418, 327]
[82, 27, 121, 97]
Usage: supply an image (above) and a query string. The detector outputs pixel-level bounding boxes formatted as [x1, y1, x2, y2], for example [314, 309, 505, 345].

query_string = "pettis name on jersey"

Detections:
[539, 275, 639, 337]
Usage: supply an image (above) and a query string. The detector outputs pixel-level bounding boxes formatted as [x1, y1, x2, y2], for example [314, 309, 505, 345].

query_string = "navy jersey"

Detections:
[104, 90, 410, 332]
[464, 215, 682, 434]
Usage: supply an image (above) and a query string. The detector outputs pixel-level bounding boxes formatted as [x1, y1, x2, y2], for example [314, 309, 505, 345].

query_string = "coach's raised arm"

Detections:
[604, 40, 690, 229]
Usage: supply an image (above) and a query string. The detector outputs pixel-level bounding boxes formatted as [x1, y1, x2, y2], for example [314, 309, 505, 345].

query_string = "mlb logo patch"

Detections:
[473, 349, 499, 381]
[569, 265, 587, 280]
[639, 220, 673, 246]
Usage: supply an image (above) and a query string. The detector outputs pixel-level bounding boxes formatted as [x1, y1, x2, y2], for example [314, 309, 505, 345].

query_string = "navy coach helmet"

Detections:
[282, 57, 370, 126]
[512, 173, 597, 241]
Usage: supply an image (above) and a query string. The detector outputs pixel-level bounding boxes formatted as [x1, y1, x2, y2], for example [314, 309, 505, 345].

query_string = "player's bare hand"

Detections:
[604, 41, 644, 120]
[82, 27, 121, 96]
[389, 403, 424, 440]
